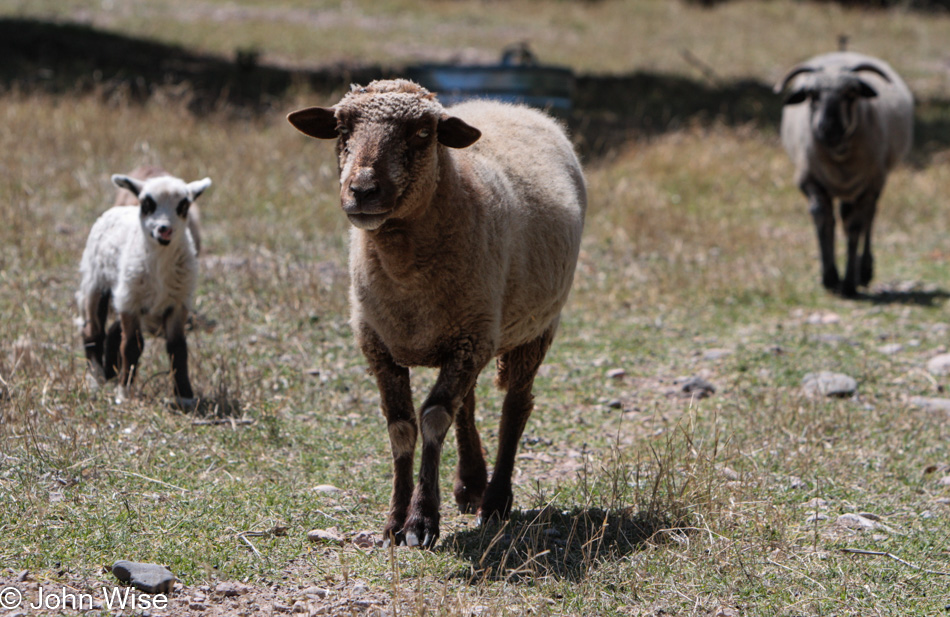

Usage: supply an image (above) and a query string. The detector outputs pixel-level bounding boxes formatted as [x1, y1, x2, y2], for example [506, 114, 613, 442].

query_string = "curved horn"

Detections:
[774, 65, 819, 94]
[848, 62, 892, 83]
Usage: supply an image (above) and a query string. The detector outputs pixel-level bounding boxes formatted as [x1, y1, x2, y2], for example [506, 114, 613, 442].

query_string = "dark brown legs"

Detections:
[478, 326, 555, 523]
[804, 177, 883, 298]
[164, 309, 194, 402]
[361, 321, 557, 549]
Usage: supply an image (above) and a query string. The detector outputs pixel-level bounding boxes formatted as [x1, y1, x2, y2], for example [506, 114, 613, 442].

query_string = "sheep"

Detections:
[78, 171, 212, 408]
[288, 79, 587, 548]
[775, 51, 913, 297]
[114, 165, 204, 255]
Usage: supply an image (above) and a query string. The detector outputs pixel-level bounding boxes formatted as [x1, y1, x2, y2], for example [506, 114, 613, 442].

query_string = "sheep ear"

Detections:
[112, 174, 144, 196]
[437, 116, 481, 148]
[782, 88, 809, 106]
[188, 178, 212, 200]
[857, 80, 878, 99]
[287, 107, 339, 139]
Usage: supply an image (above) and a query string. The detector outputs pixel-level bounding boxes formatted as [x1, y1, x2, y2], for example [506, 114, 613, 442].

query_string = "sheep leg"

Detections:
[81, 290, 110, 380]
[165, 308, 195, 405]
[803, 180, 839, 292]
[453, 387, 487, 514]
[478, 325, 555, 525]
[103, 320, 122, 380]
[403, 341, 488, 549]
[115, 312, 144, 403]
[358, 327, 417, 546]
[840, 187, 880, 297]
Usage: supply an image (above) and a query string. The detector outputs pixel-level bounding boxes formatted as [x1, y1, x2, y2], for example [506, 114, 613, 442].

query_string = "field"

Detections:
[3, 1, 950, 615]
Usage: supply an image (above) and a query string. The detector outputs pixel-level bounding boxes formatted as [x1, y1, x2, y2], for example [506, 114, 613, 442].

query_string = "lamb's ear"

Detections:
[188, 178, 213, 200]
[437, 116, 481, 148]
[287, 107, 339, 139]
[857, 79, 878, 99]
[112, 174, 144, 196]
[782, 88, 809, 106]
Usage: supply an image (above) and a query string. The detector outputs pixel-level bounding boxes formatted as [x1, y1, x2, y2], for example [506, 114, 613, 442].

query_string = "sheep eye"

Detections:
[337, 125, 350, 135]
[141, 196, 156, 215]
[416, 128, 430, 139]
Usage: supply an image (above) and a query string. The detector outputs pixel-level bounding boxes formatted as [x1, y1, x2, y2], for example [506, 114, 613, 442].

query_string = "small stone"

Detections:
[274, 602, 293, 613]
[803, 497, 828, 509]
[312, 484, 342, 494]
[928, 354, 950, 376]
[720, 467, 740, 481]
[836, 513, 891, 532]
[606, 368, 626, 380]
[15, 570, 28, 582]
[802, 372, 857, 399]
[807, 311, 840, 325]
[111, 560, 176, 594]
[605, 399, 622, 409]
[351, 531, 380, 549]
[215, 581, 249, 597]
[877, 343, 903, 355]
[293, 600, 309, 613]
[307, 528, 344, 544]
[189, 603, 207, 611]
[910, 397, 950, 413]
[788, 476, 807, 490]
[301, 586, 330, 598]
[678, 376, 715, 399]
[806, 513, 827, 523]
[938, 475, 950, 486]
[702, 348, 732, 361]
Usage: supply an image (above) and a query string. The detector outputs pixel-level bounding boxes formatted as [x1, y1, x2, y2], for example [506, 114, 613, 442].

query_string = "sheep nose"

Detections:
[349, 169, 378, 200]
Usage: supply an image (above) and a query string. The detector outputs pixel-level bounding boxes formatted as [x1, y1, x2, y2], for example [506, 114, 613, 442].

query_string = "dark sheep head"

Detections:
[776, 63, 890, 150]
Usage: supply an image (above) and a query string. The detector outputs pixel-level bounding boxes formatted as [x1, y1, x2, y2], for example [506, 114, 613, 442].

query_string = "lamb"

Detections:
[288, 80, 587, 548]
[775, 51, 913, 297]
[78, 171, 212, 408]
[114, 165, 204, 255]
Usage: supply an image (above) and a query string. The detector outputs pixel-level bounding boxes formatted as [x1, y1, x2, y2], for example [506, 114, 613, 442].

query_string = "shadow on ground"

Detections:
[3, 17, 950, 161]
[439, 506, 672, 582]
[859, 285, 950, 307]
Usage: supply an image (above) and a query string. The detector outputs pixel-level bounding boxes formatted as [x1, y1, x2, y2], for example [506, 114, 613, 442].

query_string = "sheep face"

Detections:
[783, 73, 878, 150]
[288, 80, 481, 231]
[111, 175, 212, 247]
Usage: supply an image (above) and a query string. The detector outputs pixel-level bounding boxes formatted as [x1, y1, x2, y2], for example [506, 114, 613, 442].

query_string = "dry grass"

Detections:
[3, 1, 950, 616]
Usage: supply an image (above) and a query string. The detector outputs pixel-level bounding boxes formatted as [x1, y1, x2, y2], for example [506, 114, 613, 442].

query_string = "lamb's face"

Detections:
[287, 80, 481, 232]
[111, 174, 212, 247]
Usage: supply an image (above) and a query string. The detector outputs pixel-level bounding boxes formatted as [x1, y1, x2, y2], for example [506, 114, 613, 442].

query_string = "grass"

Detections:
[3, 1, 950, 615]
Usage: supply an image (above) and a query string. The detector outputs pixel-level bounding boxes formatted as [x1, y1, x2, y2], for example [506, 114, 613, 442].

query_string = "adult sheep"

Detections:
[775, 51, 913, 297]
[288, 80, 586, 548]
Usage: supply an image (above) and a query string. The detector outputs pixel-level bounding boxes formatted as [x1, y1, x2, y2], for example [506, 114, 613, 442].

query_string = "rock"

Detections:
[111, 560, 176, 594]
[301, 586, 330, 598]
[702, 348, 733, 361]
[910, 397, 950, 413]
[927, 354, 950, 376]
[877, 343, 903, 355]
[803, 497, 828, 509]
[606, 368, 626, 380]
[836, 513, 893, 532]
[788, 476, 807, 490]
[802, 372, 857, 399]
[215, 582, 250, 597]
[677, 376, 715, 399]
[307, 528, 344, 544]
[351, 531, 380, 549]
[806, 513, 828, 523]
[312, 484, 342, 494]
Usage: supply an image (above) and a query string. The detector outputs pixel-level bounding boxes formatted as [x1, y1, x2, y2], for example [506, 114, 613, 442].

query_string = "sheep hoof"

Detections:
[404, 530, 436, 549]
